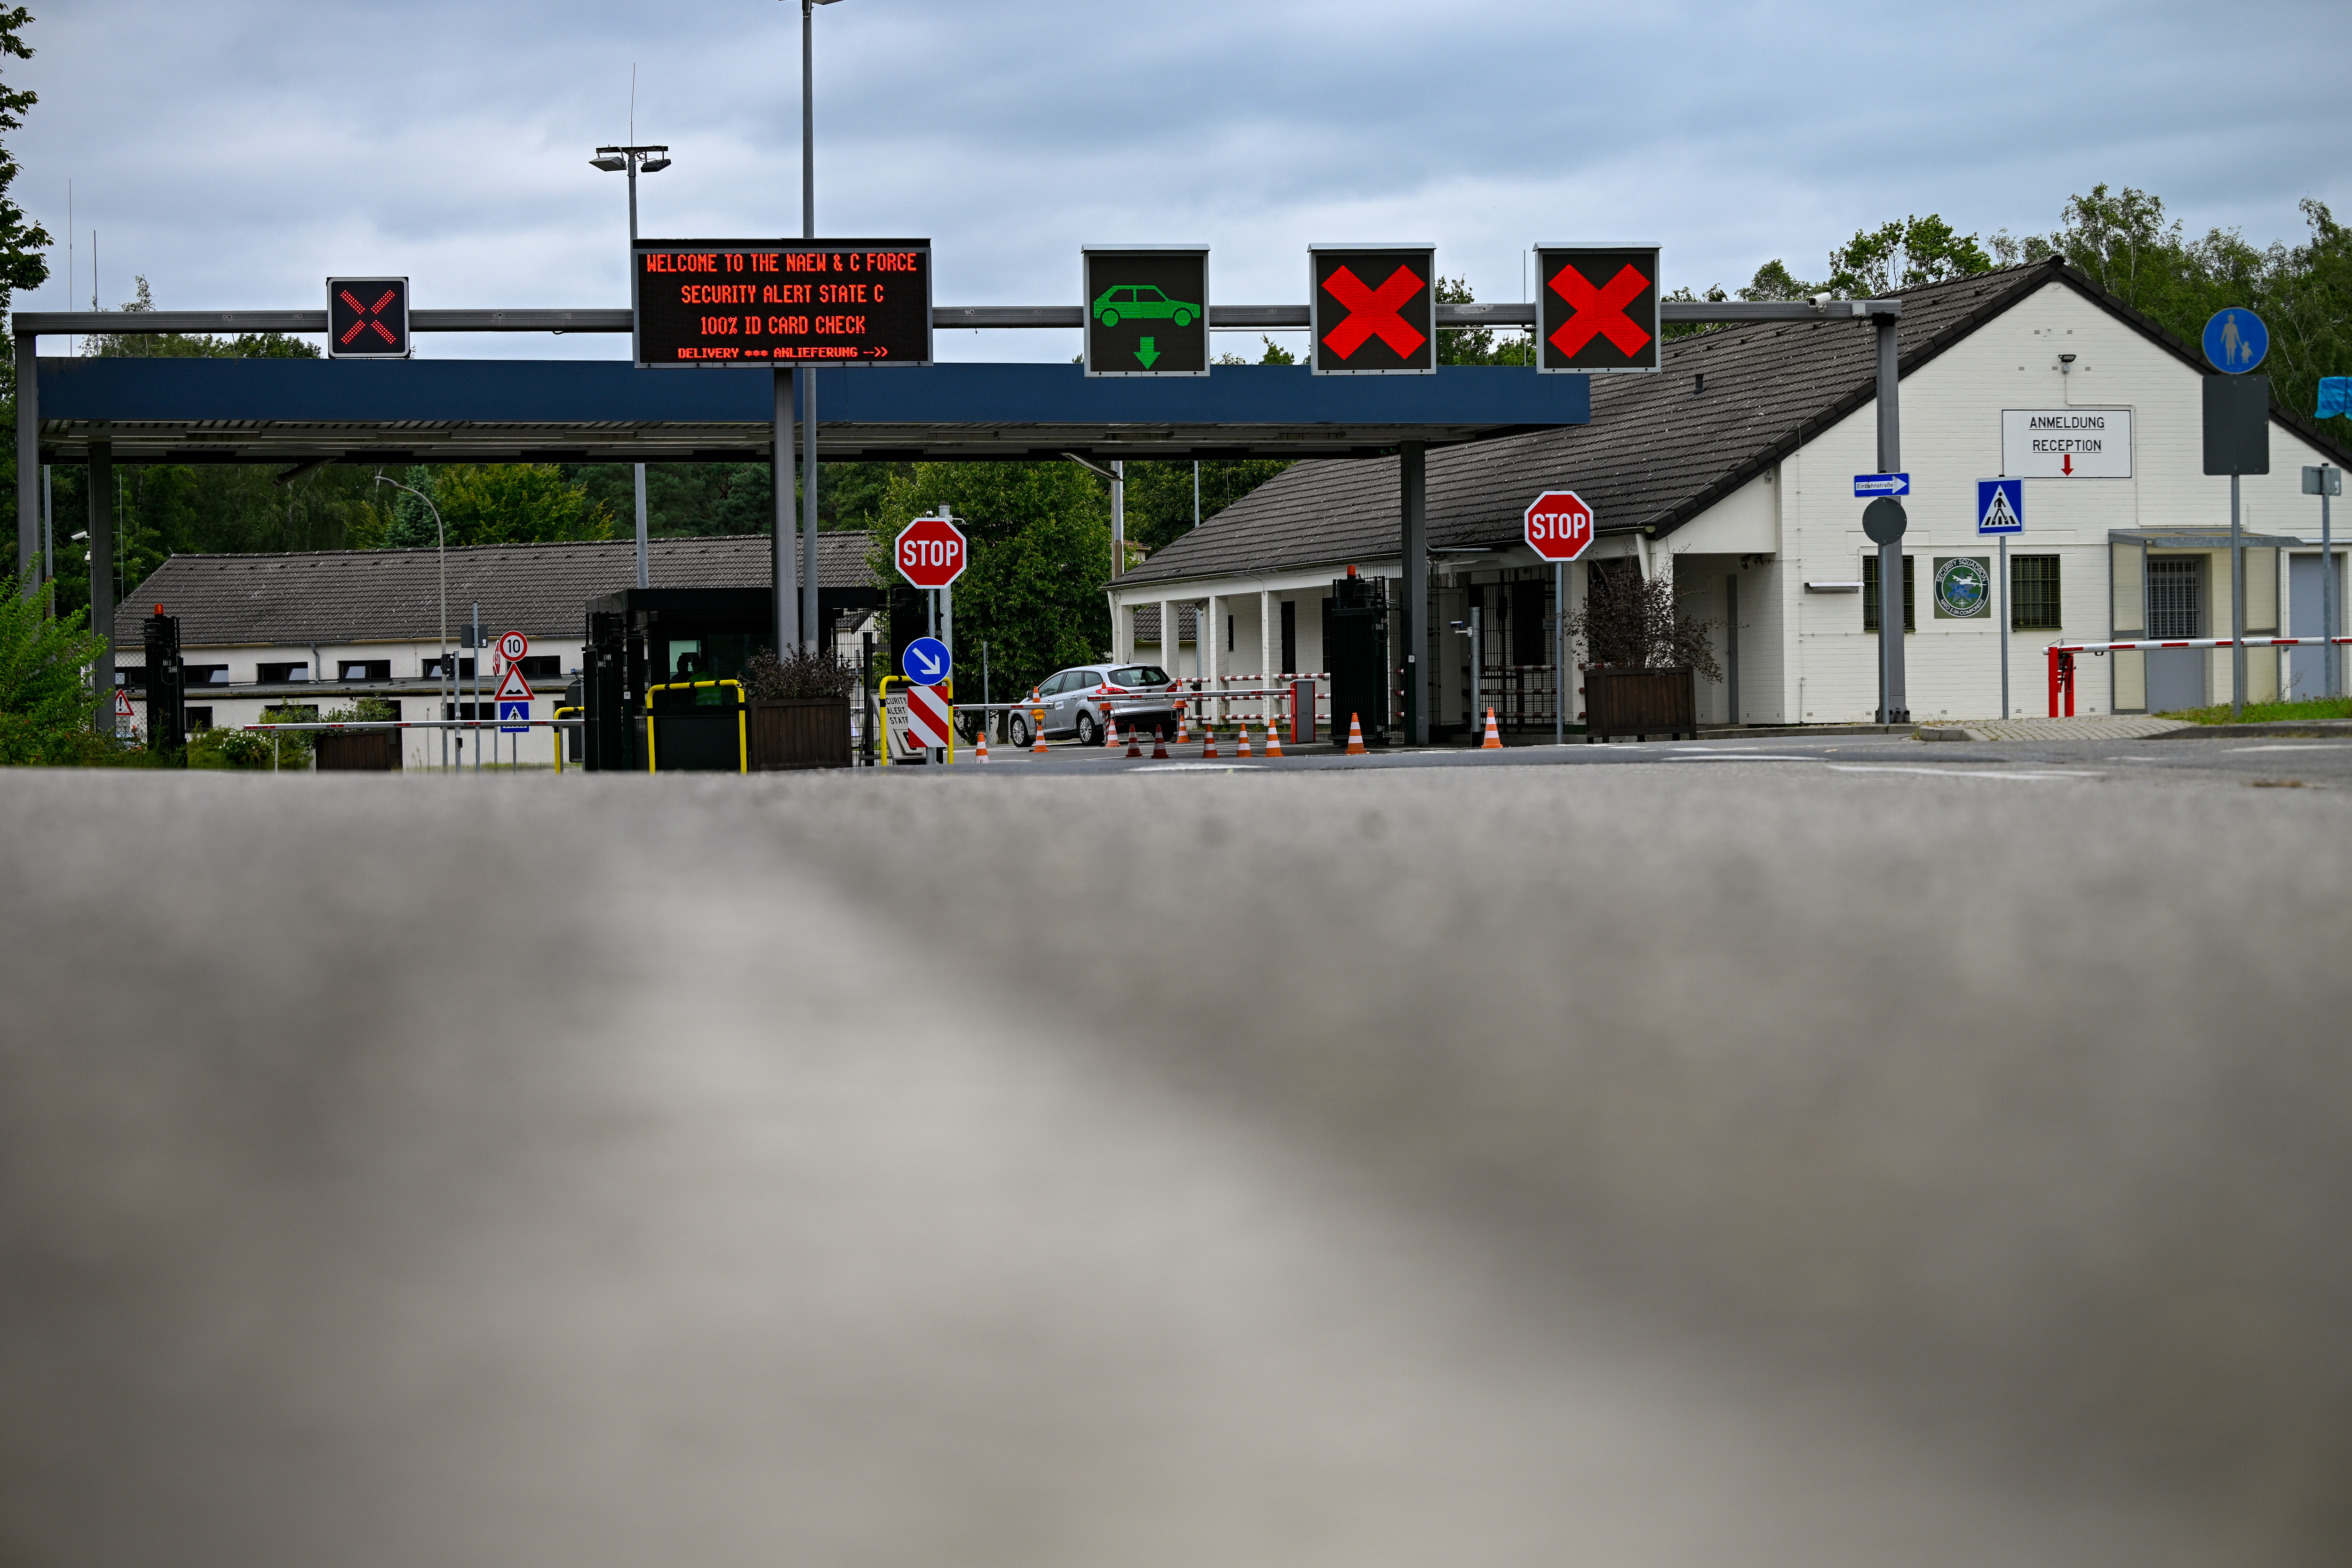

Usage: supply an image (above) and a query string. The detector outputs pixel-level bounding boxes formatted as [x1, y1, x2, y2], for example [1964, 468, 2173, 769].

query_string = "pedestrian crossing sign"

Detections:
[1977, 478, 2024, 535]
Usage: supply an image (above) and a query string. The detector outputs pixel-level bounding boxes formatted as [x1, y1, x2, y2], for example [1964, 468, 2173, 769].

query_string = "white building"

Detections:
[114, 534, 877, 766]
[1109, 258, 2351, 733]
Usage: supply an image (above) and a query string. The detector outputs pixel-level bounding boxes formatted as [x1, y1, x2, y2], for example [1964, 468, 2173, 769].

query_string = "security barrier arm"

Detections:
[2043, 637, 2352, 716]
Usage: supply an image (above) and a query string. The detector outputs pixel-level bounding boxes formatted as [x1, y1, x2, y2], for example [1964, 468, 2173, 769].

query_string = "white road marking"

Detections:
[1134, 763, 1265, 772]
[2225, 743, 2352, 753]
[1827, 765, 2099, 781]
[1666, 754, 1816, 761]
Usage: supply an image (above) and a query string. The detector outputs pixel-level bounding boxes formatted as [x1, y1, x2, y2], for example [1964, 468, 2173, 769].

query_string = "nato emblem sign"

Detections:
[1537, 246, 1660, 374]
[1085, 247, 1210, 377]
[1310, 244, 1435, 375]
[326, 278, 410, 359]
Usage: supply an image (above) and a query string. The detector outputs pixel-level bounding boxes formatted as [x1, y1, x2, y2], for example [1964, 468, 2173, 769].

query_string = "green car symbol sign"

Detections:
[1093, 285, 1199, 329]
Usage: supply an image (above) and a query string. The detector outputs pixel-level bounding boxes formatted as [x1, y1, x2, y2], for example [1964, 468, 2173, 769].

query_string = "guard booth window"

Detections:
[1861, 555, 1915, 632]
[2148, 557, 2202, 637]
[1279, 601, 1296, 673]
[2011, 556, 2062, 630]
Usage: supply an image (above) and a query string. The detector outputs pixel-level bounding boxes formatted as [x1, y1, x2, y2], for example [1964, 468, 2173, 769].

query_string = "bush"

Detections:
[187, 725, 276, 769]
[0, 573, 110, 765]
[1568, 565, 1722, 681]
[744, 645, 858, 700]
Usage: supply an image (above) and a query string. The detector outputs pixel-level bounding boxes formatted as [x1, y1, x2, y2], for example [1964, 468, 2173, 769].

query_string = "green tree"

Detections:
[1435, 276, 1533, 365]
[83, 276, 319, 360]
[0, 7, 54, 575]
[430, 464, 614, 545]
[871, 462, 1110, 699]
[0, 569, 105, 763]
[1119, 457, 1294, 556]
[1825, 214, 1994, 296]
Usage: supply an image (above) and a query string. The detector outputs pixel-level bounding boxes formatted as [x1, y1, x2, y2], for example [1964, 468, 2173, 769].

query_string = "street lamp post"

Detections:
[795, 0, 846, 654]
[374, 474, 449, 771]
[592, 143, 671, 592]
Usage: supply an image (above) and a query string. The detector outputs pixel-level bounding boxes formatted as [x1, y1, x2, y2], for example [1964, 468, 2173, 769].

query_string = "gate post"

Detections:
[15, 331, 36, 591]
[773, 369, 800, 655]
[1400, 440, 1427, 744]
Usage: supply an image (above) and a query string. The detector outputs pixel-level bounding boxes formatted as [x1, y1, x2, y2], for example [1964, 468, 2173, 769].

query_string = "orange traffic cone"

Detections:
[1481, 707, 1503, 749]
[977, 724, 990, 763]
[1263, 719, 1283, 758]
[1237, 723, 1252, 758]
[1202, 722, 1217, 760]
[1031, 706, 1048, 755]
[1176, 705, 1189, 743]
[1125, 721, 1143, 758]
[1345, 712, 1367, 755]
[1151, 726, 1169, 760]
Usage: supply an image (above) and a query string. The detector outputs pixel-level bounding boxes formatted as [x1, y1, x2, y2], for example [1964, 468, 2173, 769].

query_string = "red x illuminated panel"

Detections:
[1310, 244, 1435, 376]
[1537, 246, 1661, 374]
[325, 277, 411, 359]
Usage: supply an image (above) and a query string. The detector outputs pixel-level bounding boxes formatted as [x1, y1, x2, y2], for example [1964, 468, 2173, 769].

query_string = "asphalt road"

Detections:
[3, 761, 2346, 1568]
[930, 726, 2352, 790]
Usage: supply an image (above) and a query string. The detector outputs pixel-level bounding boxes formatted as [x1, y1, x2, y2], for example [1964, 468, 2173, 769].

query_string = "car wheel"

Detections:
[1098, 309, 1119, 328]
[1008, 713, 1031, 748]
[1171, 308, 1192, 328]
[1074, 711, 1098, 748]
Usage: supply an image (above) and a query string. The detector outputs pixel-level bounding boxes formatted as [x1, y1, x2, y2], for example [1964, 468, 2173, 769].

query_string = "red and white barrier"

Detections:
[2043, 637, 2352, 716]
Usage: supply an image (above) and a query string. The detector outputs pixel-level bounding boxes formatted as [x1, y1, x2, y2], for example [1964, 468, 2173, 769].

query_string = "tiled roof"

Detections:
[118, 533, 875, 647]
[1112, 260, 2352, 590]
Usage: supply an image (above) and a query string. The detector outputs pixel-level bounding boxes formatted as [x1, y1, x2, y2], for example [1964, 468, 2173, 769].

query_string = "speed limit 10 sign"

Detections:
[1523, 490, 1596, 561]
[498, 631, 530, 662]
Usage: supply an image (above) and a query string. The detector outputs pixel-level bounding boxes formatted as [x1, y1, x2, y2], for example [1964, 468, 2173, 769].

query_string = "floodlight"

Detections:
[590, 153, 628, 172]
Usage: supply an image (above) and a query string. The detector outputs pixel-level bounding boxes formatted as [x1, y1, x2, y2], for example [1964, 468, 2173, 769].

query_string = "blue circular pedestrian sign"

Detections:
[901, 636, 952, 686]
[2202, 307, 2268, 374]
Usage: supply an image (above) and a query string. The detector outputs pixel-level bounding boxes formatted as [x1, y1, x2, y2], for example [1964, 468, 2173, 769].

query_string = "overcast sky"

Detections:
[15, 0, 2351, 361]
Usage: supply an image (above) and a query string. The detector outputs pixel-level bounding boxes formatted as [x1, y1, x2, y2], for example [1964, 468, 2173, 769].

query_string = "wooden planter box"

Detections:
[748, 697, 851, 771]
[1583, 665, 1697, 742]
[314, 731, 402, 771]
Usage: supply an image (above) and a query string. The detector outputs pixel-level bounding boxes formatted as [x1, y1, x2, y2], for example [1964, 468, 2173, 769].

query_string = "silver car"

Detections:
[1008, 664, 1179, 748]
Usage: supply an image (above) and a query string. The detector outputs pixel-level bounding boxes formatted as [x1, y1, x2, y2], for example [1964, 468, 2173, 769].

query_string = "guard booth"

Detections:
[1324, 571, 1390, 746]
[583, 587, 772, 772]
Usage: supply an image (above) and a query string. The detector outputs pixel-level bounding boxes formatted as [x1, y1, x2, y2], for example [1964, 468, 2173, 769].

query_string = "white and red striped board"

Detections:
[905, 682, 952, 750]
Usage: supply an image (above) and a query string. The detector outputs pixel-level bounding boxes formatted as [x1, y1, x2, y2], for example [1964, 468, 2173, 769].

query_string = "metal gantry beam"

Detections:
[13, 299, 1899, 341]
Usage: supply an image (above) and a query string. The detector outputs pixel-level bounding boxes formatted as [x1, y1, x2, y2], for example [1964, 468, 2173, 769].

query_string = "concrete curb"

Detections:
[2148, 719, 2352, 739]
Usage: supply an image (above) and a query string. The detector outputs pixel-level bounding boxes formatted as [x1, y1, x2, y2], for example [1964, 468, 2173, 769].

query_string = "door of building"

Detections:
[2145, 556, 2206, 713]
[2287, 555, 2330, 700]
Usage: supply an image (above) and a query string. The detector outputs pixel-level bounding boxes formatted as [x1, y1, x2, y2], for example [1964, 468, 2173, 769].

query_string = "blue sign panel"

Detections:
[1976, 478, 2024, 535]
[1854, 472, 1911, 498]
[901, 636, 952, 686]
[498, 699, 530, 734]
[2202, 308, 2268, 374]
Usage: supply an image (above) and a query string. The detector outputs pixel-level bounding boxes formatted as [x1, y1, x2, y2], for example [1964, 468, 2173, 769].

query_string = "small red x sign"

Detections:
[1311, 246, 1435, 375]
[1537, 247, 1660, 374]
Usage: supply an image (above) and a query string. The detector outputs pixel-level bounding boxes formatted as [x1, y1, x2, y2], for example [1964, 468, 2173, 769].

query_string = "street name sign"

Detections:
[1536, 246, 1661, 374]
[894, 515, 968, 589]
[2002, 408, 2133, 478]
[902, 636, 952, 686]
[633, 239, 933, 366]
[326, 278, 411, 359]
[1853, 472, 1911, 498]
[1523, 490, 1596, 561]
[2202, 307, 2268, 374]
[1976, 478, 2024, 534]
[1084, 247, 1209, 377]
[495, 663, 533, 733]
[1310, 244, 1435, 375]
[905, 681, 952, 751]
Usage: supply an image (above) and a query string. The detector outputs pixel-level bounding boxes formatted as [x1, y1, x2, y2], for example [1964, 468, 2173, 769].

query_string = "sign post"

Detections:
[2305, 464, 2343, 697]
[1978, 478, 2024, 718]
[1863, 497, 1909, 724]
[2202, 307, 2272, 716]
[1523, 490, 1597, 744]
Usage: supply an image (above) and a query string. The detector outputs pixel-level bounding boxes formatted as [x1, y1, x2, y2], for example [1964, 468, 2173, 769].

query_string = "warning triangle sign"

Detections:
[114, 688, 135, 718]
[495, 664, 534, 702]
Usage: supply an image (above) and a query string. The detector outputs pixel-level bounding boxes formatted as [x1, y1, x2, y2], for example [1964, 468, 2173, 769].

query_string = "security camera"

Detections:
[2058, 352, 2077, 364]
[1810, 292, 1833, 308]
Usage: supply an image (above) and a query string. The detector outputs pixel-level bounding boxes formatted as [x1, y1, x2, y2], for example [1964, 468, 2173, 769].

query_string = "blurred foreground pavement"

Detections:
[2, 766, 2347, 1568]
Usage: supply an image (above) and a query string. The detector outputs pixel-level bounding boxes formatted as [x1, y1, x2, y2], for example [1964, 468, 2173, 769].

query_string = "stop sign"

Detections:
[1524, 490, 1595, 561]
[894, 514, 968, 589]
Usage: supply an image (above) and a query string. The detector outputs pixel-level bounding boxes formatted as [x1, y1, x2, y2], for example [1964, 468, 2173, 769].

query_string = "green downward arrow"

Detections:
[1135, 337, 1160, 369]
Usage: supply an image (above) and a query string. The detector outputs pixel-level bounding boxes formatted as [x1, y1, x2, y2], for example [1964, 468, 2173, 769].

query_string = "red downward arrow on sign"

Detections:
[2062, 453, 2074, 475]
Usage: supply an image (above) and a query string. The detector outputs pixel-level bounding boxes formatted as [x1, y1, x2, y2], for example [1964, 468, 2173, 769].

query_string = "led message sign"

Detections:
[633, 238, 932, 367]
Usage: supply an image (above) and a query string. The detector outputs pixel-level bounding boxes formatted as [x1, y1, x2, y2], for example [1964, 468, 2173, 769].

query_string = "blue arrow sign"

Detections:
[2202, 308, 2268, 374]
[1854, 472, 1911, 498]
[498, 699, 530, 734]
[902, 636, 952, 686]
[1976, 478, 2024, 535]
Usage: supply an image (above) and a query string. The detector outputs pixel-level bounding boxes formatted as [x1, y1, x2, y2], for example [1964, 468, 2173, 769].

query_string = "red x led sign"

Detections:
[1537, 246, 1661, 374]
[1310, 245, 1435, 375]
[326, 277, 410, 359]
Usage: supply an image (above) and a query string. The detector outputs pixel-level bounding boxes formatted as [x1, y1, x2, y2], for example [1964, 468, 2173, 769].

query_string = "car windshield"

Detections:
[1136, 287, 1166, 301]
[1110, 666, 1169, 686]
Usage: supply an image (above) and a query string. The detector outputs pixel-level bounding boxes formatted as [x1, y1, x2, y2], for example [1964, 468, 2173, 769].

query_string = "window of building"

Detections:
[445, 702, 493, 721]
[517, 655, 562, 679]
[1279, 600, 1296, 673]
[2010, 555, 2063, 630]
[2147, 557, 2201, 638]
[338, 660, 392, 682]
[183, 665, 229, 685]
[185, 707, 214, 732]
[256, 662, 310, 684]
[1226, 615, 1235, 653]
[114, 667, 145, 690]
[1861, 554, 1915, 632]
[423, 655, 477, 680]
